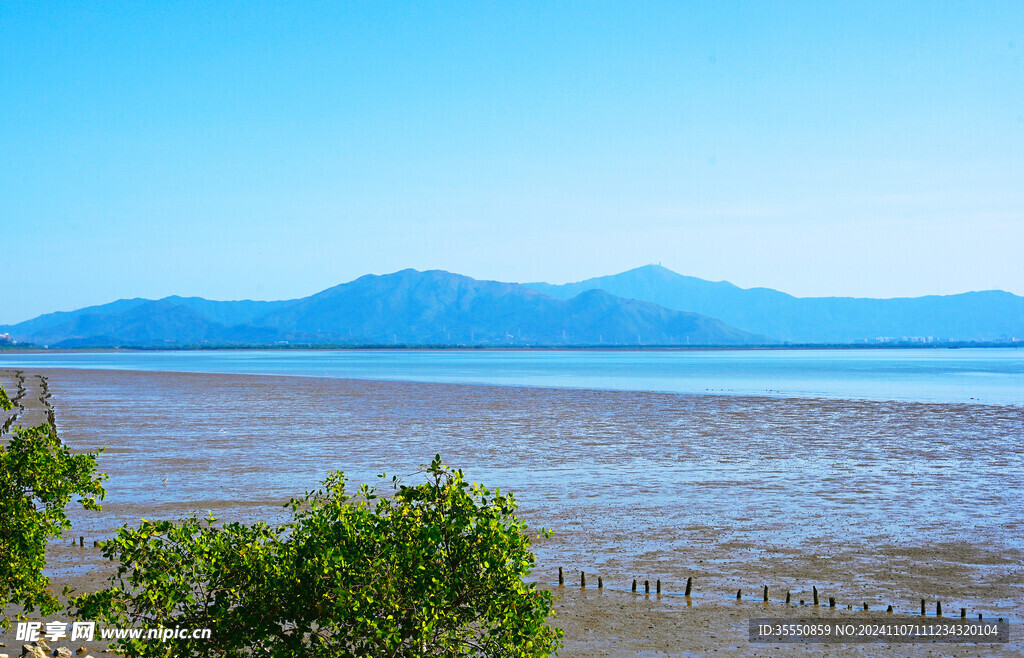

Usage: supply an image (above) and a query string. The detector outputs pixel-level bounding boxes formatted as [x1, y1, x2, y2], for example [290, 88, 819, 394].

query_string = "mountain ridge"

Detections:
[4, 266, 1021, 347]
[1, 269, 768, 348]
[525, 265, 1024, 343]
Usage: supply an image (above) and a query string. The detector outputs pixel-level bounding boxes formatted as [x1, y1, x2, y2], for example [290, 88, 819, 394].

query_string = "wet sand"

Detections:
[2, 367, 1021, 655]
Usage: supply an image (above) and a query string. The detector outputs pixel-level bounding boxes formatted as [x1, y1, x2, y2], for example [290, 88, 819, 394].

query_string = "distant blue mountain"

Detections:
[526, 265, 1024, 344]
[8, 296, 291, 338]
[0, 269, 765, 347]
[6, 266, 1019, 347]
[3, 297, 292, 347]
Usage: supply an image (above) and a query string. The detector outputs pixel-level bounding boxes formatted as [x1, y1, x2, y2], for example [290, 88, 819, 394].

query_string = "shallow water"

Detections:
[6, 367, 1019, 624]
[1, 347, 1022, 405]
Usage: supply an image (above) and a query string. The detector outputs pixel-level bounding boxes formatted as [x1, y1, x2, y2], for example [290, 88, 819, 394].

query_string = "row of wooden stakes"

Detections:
[0, 371, 27, 434]
[71, 537, 100, 548]
[555, 567, 1003, 621]
[1, 372, 56, 434]
[558, 567, 689, 596]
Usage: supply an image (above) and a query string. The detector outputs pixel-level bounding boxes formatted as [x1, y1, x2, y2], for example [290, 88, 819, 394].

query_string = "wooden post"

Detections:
[978, 613, 983, 620]
[736, 589, 742, 600]
[656, 579, 661, 595]
[961, 608, 966, 619]
[685, 576, 693, 597]
[558, 567, 563, 586]
[644, 580, 650, 595]
[785, 591, 791, 605]
[812, 586, 819, 606]
[763, 585, 769, 602]
[936, 601, 942, 616]
[863, 602, 868, 610]
[921, 599, 926, 616]
[79, 536, 84, 548]
[829, 597, 835, 608]
[887, 605, 893, 613]
[581, 571, 586, 588]
[598, 576, 603, 589]
[632, 579, 637, 593]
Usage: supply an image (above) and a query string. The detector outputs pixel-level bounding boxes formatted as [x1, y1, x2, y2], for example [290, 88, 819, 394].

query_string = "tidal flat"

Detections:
[3, 367, 1021, 655]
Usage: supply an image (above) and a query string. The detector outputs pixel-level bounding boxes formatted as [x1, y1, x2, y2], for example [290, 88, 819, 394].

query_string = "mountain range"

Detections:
[0, 269, 766, 348]
[526, 265, 1024, 344]
[2, 266, 1021, 348]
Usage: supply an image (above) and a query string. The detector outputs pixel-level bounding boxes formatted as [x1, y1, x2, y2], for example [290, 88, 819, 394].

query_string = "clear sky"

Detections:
[2, 1, 1022, 324]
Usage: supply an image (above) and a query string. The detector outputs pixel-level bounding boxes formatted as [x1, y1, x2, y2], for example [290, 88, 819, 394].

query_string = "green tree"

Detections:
[0, 384, 106, 629]
[72, 456, 562, 657]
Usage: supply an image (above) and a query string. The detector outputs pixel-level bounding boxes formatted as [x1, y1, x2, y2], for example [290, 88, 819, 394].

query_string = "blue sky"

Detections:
[2, 1, 1022, 323]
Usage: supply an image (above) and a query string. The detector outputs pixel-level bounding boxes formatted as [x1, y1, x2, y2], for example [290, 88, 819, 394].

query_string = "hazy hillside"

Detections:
[7, 266, 1019, 347]
[527, 265, 1024, 343]
[5, 297, 291, 341]
[0, 269, 765, 347]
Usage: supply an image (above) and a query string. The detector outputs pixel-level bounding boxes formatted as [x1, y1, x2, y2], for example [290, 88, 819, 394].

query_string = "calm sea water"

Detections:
[9, 368, 1022, 623]
[1, 348, 1022, 405]
[4, 351, 1023, 623]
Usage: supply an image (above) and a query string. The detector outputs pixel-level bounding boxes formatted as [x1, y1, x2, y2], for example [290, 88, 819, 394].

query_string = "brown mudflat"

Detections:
[2, 367, 1020, 655]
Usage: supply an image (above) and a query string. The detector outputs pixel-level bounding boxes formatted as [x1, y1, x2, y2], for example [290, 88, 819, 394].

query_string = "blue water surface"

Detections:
[1, 348, 1021, 405]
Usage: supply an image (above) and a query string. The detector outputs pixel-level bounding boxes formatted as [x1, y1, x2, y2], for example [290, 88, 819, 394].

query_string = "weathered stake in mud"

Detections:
[597, 576, 603, 589]
[684, 576, 693, 597]
[632, 579, 637, 593]
[736, 589, 742, 601]
[763, 585, 769, 602]
[812, 586, 819, 606]
[829, 597, 835, 608]
[656, 579, 661, 595]
[580, 571, 586, 588]
[558, 567, 563, 586]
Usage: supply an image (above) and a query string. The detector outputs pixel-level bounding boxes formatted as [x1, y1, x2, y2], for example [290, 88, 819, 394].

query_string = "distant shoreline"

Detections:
[2, 342, 1021, 353]
[3, 346, 1021, 406]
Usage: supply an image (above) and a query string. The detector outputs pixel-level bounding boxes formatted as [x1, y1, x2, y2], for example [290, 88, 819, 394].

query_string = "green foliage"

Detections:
[0, 384, 106, 629]
[73, 456, 562, 657]
[0, 383, 11, 410]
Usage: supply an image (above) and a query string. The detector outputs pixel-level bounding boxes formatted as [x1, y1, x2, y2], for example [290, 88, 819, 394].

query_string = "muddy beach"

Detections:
[2, 367, 1021, 655]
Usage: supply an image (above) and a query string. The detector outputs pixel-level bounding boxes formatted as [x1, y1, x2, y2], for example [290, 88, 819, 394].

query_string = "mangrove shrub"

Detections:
[72, 455, 562, 657]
